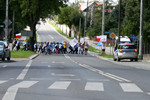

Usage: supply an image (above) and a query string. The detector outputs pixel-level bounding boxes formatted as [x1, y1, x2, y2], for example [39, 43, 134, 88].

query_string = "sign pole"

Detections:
[5, 0, 9, 42]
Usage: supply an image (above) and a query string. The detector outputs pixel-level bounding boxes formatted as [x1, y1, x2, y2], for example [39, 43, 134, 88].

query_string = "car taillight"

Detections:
[135, 49, 138, 52]
[119, 49, 122, 52]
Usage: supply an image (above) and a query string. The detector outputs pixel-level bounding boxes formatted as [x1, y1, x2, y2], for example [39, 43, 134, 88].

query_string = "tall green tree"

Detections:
[58, 6, 83, 37]
[10, 0, 67, 50]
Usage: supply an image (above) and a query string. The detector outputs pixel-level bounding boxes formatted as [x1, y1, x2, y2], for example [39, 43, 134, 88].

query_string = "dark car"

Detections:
[0, 41, 11, 61]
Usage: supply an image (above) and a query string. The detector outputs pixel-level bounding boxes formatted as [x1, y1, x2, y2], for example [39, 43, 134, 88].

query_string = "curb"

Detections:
[88, 51, 113, 61]
[29, 53, 39, 60]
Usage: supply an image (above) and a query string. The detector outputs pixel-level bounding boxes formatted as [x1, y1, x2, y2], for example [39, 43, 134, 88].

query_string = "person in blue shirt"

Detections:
[59, 43, 63, 54]
[45, 42, 51, 55]
[34, 42, 37, 52]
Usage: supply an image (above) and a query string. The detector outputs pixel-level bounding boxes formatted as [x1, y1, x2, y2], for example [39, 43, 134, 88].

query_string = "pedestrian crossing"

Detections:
[0, 80, 147, 93]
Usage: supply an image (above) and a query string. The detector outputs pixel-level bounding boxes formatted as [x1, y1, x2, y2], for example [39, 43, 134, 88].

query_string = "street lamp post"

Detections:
[102, 0, 105, 35]
[118, 0, 122, 43]
[84, 0, 89, 38]
[139, 0, 144, 60]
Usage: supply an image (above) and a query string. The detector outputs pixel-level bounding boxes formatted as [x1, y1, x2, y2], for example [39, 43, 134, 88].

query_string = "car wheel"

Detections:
[130, 59, 133, 61]
[7, 57, 10, 61]
[117, 57, 120, 62]
[2, 57, 5, 61]
[113, 57, 116, 61]
[135, 58, 138, 62]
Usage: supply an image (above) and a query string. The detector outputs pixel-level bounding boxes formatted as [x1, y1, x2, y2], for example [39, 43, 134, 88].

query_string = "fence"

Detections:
[143, 44, 150, 59]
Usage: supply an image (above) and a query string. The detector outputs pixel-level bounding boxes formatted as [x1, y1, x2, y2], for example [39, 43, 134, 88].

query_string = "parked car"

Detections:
[0, 41, 11, 61]
[113, 43, 138, 62]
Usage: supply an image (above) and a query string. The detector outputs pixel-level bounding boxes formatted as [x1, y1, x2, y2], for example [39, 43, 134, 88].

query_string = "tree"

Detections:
[58, 6, 83, 37]
[10, 0, 67, 50]
[58, 6, 74, 37]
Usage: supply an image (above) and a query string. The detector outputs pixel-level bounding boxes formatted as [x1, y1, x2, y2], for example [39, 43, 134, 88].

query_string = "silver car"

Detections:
[0, 41, 11, 61]
[113, 43, 138, 62]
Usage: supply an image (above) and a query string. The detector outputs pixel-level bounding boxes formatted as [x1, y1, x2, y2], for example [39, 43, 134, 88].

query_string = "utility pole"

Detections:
[84, 0, 89, 37]
[79, 18, 81, 42]
[5, 0, 9, 42]
[118, 0, 121, 43]
[12, 11, 15, 39]
[102, 0, 105, 35]
[139, 0, 144, 60]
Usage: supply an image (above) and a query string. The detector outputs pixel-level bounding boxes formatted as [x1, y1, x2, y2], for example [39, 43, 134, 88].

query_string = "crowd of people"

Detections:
[34, 41, 89, 55]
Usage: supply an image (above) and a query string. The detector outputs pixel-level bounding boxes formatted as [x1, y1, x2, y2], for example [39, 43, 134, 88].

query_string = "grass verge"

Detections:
[88, 46, 101, 53]
[47, 21, 73, 39]
[11, 50, 35, 58]
[99, 53, 113, 58]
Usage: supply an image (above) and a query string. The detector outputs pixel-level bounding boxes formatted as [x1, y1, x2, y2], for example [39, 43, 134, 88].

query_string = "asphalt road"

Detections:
[0, 21, 150, 100]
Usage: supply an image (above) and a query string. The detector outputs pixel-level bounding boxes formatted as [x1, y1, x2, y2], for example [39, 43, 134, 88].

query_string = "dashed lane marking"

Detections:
[51, 73, 75, 77]
[3, 65, 7, 68]
[49, 35, 54, 39]
[64, 54, 131, 82]
[16, 60, 33, 80]
[52, 61, 64, 64]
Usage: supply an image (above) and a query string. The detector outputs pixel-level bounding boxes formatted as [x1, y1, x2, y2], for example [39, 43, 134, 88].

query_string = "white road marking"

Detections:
[85, 82, 104, 91]
[52, 61, 64, 64]
[104, 73, 131, 82]
[120, 83, 143, 92]
[64, 54, 131, 82]
[87, 79, 110, 82]
[2, 81, 38, 100]
[49, 35, 54, 39]
[59, 79, 80, 81]
[48, 81, 71, 90]
[16, 60, 33, 80]
[48, 65, 51, 67]
[3, 65, 7, 68]
[147, 93, 150, 95]
[41, 62, 48, 63]
[102, 73, 122, 82]
[51, 73, 75, 77]
[0, 81, 7, 84]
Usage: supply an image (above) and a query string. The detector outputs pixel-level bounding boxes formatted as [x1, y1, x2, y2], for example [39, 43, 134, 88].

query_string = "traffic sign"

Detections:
[4, 28, 12, 35]
[109, 33, 116, 39]
[0, 24, 5, 28]
[21, 30, 33, 37]
[131, 35, 136, 41]
[3, 19, 12, 26]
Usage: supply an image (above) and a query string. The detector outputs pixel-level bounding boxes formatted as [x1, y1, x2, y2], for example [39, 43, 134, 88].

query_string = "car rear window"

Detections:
[118, 45, 136, 49]
[0, 42, 3, 48]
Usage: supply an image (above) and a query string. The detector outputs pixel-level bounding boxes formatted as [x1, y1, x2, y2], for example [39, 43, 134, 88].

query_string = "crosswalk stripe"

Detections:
[48, 81, 71, 90]
[85, 82, 104, 91]
[2, 81, 38, 100]
[12, 81, 38, 88]
[120, 83, 143, 92]
[0, 81, 7, 84]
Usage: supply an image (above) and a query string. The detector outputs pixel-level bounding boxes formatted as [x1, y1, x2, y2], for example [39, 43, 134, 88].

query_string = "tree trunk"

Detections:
[29, 24, 36, 51]
[69, 25, 72, 37]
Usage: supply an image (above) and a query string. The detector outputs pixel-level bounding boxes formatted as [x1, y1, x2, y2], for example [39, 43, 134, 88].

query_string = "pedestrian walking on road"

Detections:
[84, 42, 88, 55]
[34, 42, 37, 52]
